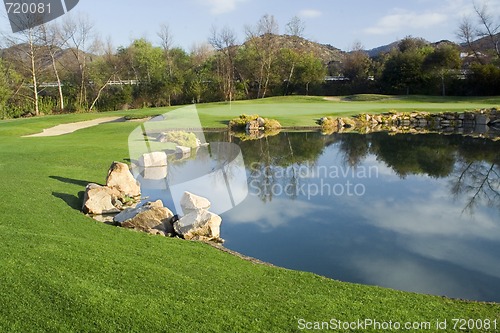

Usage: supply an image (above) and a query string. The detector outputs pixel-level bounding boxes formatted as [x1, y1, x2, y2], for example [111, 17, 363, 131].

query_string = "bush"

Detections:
[228, 114, 259, 130]
[162, 131, 199, 148]
[263, 118, 281, 129]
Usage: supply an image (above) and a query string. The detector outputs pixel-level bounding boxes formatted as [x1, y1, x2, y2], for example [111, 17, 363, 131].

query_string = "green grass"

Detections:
[190, 95, 500, 128]
[1, 95, 499, 332]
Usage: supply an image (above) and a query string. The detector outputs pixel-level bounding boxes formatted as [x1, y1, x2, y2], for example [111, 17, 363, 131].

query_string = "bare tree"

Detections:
[245, 14, 280, 98]
[209, 26, 237, 102]
[39, 23, 67, 112]
[286, 16, 305, 38]
[473, 1, 500, 59]
[158, 23, 175, 105]
[61, 13, 95, 110]
[2, 21, 45, 116]
[457, 2, 500, 62]
[457, 15, 483, 62]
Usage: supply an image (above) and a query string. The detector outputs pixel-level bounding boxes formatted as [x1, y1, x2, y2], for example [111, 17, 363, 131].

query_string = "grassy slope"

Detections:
[1, 96, 499, 332]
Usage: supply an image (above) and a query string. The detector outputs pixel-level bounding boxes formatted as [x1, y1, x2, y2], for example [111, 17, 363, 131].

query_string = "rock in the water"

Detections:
[175, 145, 191, 155]
[106, 162, 141, 198]
[180, 191, 211, 214]
[115, 200, 173, 232]
[82, 183, 122, 215]
[139, 152, 168, 168]
[173, 209, 222, 242]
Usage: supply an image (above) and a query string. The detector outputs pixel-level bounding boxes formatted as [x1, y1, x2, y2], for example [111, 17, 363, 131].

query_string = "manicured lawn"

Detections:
[195, 95, 500, 128]
[1, 95, 499, 332]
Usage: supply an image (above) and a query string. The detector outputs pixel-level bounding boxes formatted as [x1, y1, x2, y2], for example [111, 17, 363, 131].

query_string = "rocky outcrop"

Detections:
[114, 200, 174, 234]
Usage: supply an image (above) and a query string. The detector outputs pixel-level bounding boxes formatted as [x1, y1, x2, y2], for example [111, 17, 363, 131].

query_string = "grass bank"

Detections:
[0, 95, 499, 332]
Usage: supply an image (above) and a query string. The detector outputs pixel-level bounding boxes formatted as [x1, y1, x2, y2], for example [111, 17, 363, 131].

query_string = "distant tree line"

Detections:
[0, 5, 499, 119]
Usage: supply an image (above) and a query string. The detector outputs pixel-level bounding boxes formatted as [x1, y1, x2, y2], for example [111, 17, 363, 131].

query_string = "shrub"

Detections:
[228, 114, 259, 130]
[162, 131, 199, 147]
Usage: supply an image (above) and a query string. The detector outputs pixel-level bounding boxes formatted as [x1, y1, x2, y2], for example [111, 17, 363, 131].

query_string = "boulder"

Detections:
[476, 114, 490, 125]
[115, 200, 174, 232]
[138, 152, 168, 168]
[82, 183, 122, 215]
[174, 209, 222, 242]
[245, 120, 261, 131]
[106, 162, 141, 198]
[256, 117, 266, 127]
[176, 145, 191, 155]
[180, 191, 211, 214]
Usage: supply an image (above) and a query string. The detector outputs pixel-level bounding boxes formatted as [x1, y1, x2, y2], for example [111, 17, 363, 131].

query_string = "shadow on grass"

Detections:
[49, 175, 91, 187]
[52, 191, 85, 211]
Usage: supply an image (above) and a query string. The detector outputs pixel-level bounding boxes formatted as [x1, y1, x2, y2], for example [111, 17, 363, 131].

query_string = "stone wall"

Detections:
[319, 109, 500, 139]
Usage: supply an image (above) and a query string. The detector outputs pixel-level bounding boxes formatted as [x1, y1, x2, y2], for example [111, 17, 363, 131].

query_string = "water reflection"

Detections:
[146, 131, 500, 302]
[223, 132, 500, 302]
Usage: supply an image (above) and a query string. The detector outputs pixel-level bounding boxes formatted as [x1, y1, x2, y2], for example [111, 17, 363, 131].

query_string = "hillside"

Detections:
[241, 34, 345, 64]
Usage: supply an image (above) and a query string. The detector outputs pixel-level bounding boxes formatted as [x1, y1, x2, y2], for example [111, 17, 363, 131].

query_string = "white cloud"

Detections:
[299, 9, 322, 19]
[204, 0, 246, 15]
[364, 9, 447, 35]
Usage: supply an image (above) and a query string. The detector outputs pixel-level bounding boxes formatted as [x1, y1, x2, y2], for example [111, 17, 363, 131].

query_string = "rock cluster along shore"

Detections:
[81, 162, 224, 243]
[319, 108, 500, 139]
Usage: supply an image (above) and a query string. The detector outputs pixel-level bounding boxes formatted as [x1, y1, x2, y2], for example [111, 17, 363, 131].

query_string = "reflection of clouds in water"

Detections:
[356, 186, 499, 240]
[224, 196, 325, 231]
[362, 154, 400, 180]
[403, 238, 500, 279]
[351, 256, 470, 298]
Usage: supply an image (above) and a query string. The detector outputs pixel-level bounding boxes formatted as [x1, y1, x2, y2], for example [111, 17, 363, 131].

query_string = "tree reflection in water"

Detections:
[227, 131, 500, 212]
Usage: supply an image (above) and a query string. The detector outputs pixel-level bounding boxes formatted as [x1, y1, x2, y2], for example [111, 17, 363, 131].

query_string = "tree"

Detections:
[424, 43, 461, 96]
[381, 37, 433, 94]
[61, 13, 95, 110]
[294, 52, 326, 95]
[286, 16, 305, 37]
[473, 1, 500, 59]
[158, 23, 175, 105]
[0, 59, 14, 117]
[245, 14, 280, 98]
[457, 2, 500, 63]
[2, 23, 45, 115]
[39, 22, 66, 112]
[127, 38, 166, 106]
[209, 26, 237, 101]
[342, 43, 372, 82]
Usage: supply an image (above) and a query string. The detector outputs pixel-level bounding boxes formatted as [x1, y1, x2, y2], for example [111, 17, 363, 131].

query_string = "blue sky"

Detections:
[2, 0, 500, 51]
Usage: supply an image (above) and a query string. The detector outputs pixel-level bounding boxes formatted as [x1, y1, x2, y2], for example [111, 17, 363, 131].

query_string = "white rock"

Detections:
[139, 151, 168, 168]
[176, 145, 191, 155]
[82, 183, 121, 215]
[106, 162, 141, 198]
[180, 191, 211, 214]
[174, 209, 222, 241]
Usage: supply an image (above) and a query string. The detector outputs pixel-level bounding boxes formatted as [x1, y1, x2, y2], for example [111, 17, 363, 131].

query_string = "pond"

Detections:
[142, 131, 500, 303]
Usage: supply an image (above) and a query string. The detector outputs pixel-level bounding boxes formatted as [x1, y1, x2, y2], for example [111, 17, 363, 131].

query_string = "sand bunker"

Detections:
[23, 117, 124, 137]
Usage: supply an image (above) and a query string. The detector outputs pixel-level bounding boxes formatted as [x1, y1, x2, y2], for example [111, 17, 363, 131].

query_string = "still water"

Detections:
[144, 131, 500, 302]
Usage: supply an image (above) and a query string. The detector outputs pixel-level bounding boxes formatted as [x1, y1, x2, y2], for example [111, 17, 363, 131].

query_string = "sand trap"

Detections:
[23, 117, 125, 137]
[323, 97, 341, 101]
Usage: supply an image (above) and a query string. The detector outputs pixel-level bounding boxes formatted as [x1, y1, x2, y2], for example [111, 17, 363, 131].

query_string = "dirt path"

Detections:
[23, 117, 125, 137]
